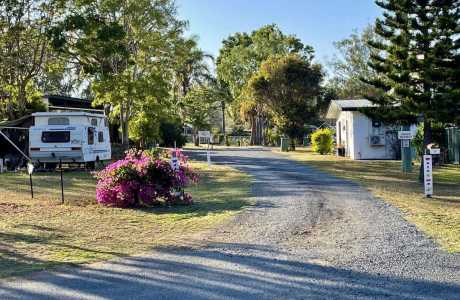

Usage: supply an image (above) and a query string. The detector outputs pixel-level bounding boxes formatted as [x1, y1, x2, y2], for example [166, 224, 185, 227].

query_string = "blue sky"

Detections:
[176, 0, 382, 68]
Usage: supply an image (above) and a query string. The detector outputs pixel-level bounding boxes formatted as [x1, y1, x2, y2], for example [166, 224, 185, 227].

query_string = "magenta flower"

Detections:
[95, 148, 198, 208]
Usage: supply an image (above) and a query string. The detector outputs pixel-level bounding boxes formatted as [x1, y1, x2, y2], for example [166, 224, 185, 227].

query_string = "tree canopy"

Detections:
[327, 25, 381, 99]
[216, 24, 316, 145]
[248, 54, 323, 147]
[364, 0, 460, 178]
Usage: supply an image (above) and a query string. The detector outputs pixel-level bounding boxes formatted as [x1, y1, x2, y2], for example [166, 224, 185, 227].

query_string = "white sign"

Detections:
[423, 155, 433, 197]
[398, 131, 414, 140]
[170, 156, 179, 171]
[429, 148, 440, 155]
[198, 131, 211, 138]
[27, 162, 34, 175]
[401, 140, 410, 148]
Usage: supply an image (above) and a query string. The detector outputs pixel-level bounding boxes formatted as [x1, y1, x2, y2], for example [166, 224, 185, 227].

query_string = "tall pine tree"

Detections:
[365, 0, 460, 179]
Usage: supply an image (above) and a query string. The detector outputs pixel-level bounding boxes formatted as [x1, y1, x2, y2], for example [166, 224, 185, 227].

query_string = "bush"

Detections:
[159, 119, 186, 148]
[311, 128, 334, 154]
[95, 149, 198, 208]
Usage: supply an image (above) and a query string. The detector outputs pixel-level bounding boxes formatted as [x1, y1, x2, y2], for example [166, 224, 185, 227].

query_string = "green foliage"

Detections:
[365, 0, 460, 125]
[51, 0, 186, 146]
[159, 118, 186, 148]
[128, 110, 161, 148]
[182, 85, 219, 133]
[216, 24, 315, 145]
[248, 54, 323, 142]
[311, 128, 334, 155]
[328, 25, 381, 99]
[217, 24, 314, 99]
[364, 0, 459, 179]
[0, 0, 62, 120]
[266, 127, 281, 146]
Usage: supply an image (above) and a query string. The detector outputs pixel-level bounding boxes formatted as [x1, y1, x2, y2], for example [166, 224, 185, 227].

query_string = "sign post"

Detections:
[59, 159, 64, 204]
[398, 130, 414, 173]
[27, 162, 34, 199]
[423, 155, 433, 197]
[170, 153, 179, 171]
[198, 131, 212, 165]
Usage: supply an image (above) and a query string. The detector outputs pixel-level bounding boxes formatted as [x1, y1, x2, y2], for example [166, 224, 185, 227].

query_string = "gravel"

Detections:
[1, 148, 459, 299]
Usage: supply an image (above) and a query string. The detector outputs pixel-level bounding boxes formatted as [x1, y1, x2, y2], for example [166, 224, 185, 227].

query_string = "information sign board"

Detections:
[423, 155, 433, 197]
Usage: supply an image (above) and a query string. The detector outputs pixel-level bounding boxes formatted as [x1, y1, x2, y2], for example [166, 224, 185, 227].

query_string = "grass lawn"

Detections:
[277, 148, 460, 253]
[0, 162, 252, 278]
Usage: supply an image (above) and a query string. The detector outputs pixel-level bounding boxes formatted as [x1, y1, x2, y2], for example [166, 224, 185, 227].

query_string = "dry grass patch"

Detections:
[277, 148, 460, 253]
[0, 162, 252, 277]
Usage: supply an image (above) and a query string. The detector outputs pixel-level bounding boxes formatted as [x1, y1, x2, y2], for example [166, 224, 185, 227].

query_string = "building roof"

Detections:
[326, 99, 378, 119]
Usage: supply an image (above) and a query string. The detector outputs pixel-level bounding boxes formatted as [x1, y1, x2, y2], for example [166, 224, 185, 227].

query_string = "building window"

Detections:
[41, 131, 70, 143]
[91, 118, 98, 126]
[98, 131, 104, 143]
[48, 117, 69, 125]
[88, 128, 94, 145]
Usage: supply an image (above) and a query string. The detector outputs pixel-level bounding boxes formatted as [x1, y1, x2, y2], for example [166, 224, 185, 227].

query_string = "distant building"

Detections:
[326, 99, 416, 160]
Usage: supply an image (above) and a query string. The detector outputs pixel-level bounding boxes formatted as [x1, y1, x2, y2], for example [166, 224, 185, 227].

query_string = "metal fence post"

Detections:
[60, 159, 64, 204]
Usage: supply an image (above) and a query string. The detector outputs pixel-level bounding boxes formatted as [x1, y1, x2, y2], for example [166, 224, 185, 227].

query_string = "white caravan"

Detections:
[29, 112, 111, 165]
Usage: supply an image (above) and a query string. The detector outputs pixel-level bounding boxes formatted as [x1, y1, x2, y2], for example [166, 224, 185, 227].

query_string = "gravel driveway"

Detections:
[1, 148, 459, 299]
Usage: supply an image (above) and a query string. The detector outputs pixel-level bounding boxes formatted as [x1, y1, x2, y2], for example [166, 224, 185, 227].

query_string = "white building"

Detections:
[326, 99, 415, 160]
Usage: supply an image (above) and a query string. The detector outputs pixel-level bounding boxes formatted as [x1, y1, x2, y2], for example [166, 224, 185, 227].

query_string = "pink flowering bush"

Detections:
[95, 149, 198, 208]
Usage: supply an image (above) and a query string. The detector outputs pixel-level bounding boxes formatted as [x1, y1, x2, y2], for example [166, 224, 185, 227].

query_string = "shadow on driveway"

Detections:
[0, 242, 459, 299]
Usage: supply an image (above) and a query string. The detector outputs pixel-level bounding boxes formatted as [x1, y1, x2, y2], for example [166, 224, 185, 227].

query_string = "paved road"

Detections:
[1, 149, 459, 299]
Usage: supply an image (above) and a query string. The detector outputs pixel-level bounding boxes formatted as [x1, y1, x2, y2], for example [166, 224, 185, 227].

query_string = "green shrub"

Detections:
[159, 119, 186, 148]
[311, 128, 334, 154]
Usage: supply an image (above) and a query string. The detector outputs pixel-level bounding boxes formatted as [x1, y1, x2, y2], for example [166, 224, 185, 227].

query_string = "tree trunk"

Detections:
[221, 101, 226, 142]
[120, 104, 129, 149]
[290, 137, 296, 151]
[256, 117, 262, 145]
[250, 115, 264, 146]
[250, 115, 256, 145]
[419, 120, 433, 182]
[193, 129, 199, 146]
[17, 82, 27, 117]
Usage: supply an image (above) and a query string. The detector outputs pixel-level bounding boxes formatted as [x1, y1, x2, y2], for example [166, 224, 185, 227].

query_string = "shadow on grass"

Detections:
[0, 231, 125, 278]
[136, 169, 253, 218]
[277, 152, 460, 204]
[0, 242, 459, 299]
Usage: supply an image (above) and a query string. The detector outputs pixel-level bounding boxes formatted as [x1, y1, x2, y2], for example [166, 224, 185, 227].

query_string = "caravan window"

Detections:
[88, 128, 94, 145]
[48, 117, 69, 125]
[42, 131, 70, 143]
[98, 131, 104, 143]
